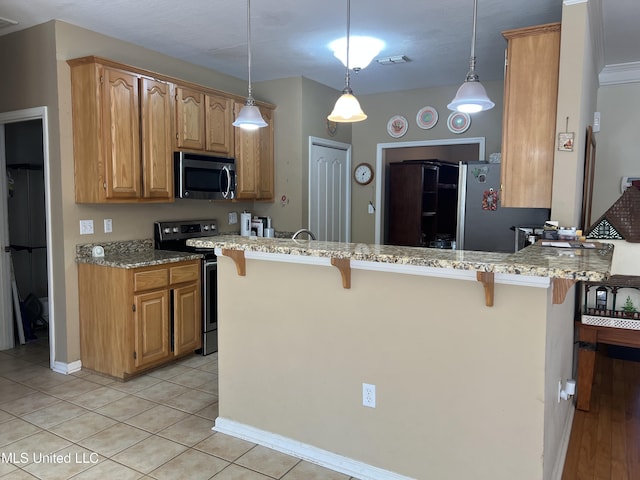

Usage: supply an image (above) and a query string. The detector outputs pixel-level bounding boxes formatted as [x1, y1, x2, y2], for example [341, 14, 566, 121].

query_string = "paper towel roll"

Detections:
[240, 212, 252, 236]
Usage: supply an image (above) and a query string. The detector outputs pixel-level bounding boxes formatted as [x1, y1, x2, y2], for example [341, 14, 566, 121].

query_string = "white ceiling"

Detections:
[0, 0, 637, 95]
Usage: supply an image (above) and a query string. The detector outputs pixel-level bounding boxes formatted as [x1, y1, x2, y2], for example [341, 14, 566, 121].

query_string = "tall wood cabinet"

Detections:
[78, 259, 201, 379]
[68, 57, 174, 203]
[234, 103, 275, 201]
[386, 162, 458, 247]
[500, 23, 561, 208]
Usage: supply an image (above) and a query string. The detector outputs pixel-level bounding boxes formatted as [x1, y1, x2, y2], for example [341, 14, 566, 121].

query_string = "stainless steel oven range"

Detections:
[154, 219, 218, 355]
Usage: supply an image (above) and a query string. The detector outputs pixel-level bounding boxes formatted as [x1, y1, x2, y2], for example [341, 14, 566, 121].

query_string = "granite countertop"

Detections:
[187, 235, 613, 281]
[76, 239, 202, 268]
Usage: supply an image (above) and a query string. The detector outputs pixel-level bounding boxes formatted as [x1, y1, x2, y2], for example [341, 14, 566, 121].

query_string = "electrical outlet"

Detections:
[368, 202, 375, 214]
[80, 220, 94, 235]
[363, 383, 376, 408]
[104, 218, 113, 233]
[228, 211, 238, 225]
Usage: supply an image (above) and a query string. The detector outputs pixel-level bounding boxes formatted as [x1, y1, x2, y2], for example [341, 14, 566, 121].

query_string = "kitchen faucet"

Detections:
[292, 228, 316, 240]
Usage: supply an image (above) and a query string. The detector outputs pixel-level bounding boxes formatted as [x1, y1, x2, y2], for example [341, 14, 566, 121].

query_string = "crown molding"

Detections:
[563, 0, 587, 5]
[599, 62, 640, 85]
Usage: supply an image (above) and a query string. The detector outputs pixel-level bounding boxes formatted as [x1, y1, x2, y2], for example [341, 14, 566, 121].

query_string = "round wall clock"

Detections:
[354, 163, 374, 185]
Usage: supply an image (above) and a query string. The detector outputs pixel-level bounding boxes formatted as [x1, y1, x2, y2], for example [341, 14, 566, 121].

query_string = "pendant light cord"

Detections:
[247, 0, 254, 101]
[466, 0, 479, 82]
[344, 0, 352, 92]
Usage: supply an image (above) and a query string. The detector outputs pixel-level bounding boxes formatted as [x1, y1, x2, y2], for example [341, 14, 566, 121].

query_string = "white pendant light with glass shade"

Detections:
[447, 0, 495, 114]
[233, 0, 267, 130]
[328, 0, 367, 123]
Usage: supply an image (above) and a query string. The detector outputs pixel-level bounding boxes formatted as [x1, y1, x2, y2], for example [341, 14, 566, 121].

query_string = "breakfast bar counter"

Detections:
[190, 235, 613, 480]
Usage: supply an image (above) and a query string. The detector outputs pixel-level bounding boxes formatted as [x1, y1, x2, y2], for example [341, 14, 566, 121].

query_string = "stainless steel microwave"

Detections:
[174, 152, 237, 200]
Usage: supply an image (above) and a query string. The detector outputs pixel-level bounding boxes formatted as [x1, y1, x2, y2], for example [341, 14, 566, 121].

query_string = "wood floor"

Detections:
[562, 347, 640, 479]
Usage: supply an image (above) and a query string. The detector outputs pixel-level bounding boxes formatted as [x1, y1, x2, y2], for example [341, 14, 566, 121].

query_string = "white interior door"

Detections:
[309, 137, 351, 242]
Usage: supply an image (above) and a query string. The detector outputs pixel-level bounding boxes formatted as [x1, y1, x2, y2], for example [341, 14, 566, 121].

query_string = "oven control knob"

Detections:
[203, 225, 209, 231]
[163, 227, 171, 234]
[172, 227, 179, 233]
[210, 224, 216, 231]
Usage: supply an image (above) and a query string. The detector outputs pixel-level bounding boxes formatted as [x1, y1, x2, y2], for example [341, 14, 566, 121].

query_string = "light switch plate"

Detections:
[80, 220, 94, 235]
[104, 218, 112, 233]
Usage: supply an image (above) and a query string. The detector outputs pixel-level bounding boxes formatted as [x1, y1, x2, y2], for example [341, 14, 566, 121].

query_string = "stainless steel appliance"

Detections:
[154, 219, 218, 355]
[174, 152, 236, 200]
[457, 161, 550, 252]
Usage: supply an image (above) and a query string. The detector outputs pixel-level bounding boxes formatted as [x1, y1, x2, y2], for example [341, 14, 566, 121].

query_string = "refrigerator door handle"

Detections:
[456, 162, 468, 250]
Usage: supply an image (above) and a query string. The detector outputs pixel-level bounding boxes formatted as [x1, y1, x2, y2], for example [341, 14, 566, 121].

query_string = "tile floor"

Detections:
[0, 339, 355, 480]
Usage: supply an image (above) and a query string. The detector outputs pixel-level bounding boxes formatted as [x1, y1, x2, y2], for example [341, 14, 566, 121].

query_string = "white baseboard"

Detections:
[214, 417, 415, 480]
[51, 359, 82, 375]
[551, 405, 575, 480]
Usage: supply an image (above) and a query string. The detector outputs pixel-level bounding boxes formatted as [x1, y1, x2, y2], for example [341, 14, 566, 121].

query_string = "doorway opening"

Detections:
[374, 137, 485, 244]
[0, 107, 54, 369]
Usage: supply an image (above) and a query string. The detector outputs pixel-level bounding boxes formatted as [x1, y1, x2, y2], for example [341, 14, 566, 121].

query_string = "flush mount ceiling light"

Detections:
[233, 0, 268, 130]
[328, 0, 367, 123]
[329, 36, 384, 71]
[447, 0, 495, 114]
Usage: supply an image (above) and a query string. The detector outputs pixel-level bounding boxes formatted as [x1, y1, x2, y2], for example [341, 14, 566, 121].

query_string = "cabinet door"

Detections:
[234, 102, 260, 199]
[102, 67, 141, 199]
[234, 103, 275, 201]
[205, 93, 234, 156]
[387, 163, 425, 246]
[501, 23, 561, 208]
[173, 283, 202, 356]
[133, 290, 171, 370]
[257, 107, 275, 201]
[141, 78, 174, 199]
[176, 86, 205, 151]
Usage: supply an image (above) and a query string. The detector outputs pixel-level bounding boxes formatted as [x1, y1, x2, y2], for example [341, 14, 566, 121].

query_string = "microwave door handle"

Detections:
[221, 165, 231, 199]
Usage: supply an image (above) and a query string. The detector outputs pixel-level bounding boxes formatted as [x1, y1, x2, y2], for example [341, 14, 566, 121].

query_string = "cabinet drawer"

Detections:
[134, 268, 169, 292]
[170, 262, 200, 285]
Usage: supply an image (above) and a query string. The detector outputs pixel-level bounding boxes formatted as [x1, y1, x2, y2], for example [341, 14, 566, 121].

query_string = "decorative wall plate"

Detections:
[447, 112, 471, 134]
[387, 115, 408, 138]
[416, 106, 438, 129]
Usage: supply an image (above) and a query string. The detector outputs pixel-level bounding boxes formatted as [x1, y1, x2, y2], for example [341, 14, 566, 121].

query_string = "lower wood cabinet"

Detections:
[78, 259, 201, 379]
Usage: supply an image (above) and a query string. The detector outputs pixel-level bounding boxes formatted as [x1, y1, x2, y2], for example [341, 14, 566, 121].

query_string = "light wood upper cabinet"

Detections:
[500, 23, 561, 208]
[141, 78, 174, 199]
[175, 86, 205, 151]
[205, 93, 235, 156]
[234, 103, 275, 201]
[68, 57, 174, 203]
[102, 68, 141, 199]
[175, 87, 235, 157]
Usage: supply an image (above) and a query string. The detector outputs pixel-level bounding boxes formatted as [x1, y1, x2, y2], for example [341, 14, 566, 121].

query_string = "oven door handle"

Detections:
[221, 165, 232, 199]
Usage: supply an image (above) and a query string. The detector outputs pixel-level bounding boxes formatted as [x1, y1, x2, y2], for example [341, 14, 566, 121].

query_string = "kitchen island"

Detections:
[188, 235, 613, 480]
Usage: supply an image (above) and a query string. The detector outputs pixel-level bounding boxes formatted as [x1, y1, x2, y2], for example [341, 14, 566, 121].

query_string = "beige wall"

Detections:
[217, 257, 555, 479]
[551, 1, 599, 228]
[350, 81, 505, 243]
[251, 76, 352, 231]
[0, 22, 69, 360]
[592, 82, 640, 221]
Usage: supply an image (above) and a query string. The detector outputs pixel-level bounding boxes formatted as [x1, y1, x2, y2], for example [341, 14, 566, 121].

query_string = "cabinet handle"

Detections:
[132, 304, 136, 312]
[133, 351, 137, 360]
